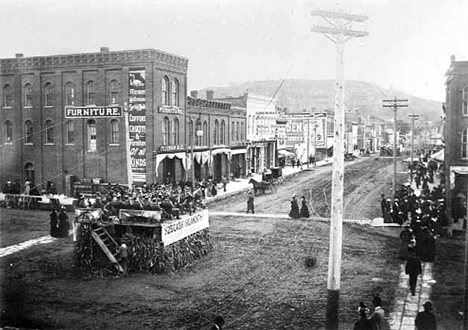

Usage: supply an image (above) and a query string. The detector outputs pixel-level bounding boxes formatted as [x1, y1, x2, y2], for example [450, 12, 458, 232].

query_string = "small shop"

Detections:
[211, 148, 230, 182]
[155, 151, 186, 184]
[230, 148, 247, 179]
[191, 150, 210, 181]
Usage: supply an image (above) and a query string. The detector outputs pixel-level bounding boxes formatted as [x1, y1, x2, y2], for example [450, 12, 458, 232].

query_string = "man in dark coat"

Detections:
[415, 301, 437, 330]
[381, 194, 389, 219]
[50, 208, 59, 238]
[246, 192, 255, 214]
[57, 207, 69, 238]
[405, 247, 422, 296]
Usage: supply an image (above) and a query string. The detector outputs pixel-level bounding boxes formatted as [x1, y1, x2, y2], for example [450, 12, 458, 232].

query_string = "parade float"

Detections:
[73, 208, 212, 274]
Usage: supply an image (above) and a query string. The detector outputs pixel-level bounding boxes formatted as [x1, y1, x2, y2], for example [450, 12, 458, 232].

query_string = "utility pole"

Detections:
[408, 114, 419, 184]
[307, 116, 311, 168]
[311, 9, 368, 330]
[123, 102, 133, 189]
[383, 97, 408, 202]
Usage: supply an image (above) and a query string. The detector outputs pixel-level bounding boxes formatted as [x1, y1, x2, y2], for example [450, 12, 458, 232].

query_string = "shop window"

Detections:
[462, 128, 468, 159]
[25, 120, 33, 143]
[86, 81, 96, 105]
[162, 117, 169, 145]
[24, 163, 35, 184]
[171, 79, 179, 107]
[110, 119, 119, 144]
[3, 84, 12, 108]
[214, 120, 219, 145]
[161, 76, 169, 106]
[44, 82, 54, 107]
[66, 121, 74, 144]
[65, 82, 75, 106]
[24, 83, 33, 107]
[109, 80, 120, 105]
[4, 120, 13, 143]
[45, 120, 54, 144]
[172, 118, 179, 145]
[220, 120, 226, 145]
[463, 85, 468, 116]
[87, 119, 96, 151]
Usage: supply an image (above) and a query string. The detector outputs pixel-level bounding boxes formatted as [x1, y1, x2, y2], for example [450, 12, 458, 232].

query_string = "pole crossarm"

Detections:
[311, 10, 368, 22]
[311, 26, 369, 38]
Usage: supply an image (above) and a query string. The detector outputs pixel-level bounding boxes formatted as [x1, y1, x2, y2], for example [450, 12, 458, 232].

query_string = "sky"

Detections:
[1, 0, 467, 102]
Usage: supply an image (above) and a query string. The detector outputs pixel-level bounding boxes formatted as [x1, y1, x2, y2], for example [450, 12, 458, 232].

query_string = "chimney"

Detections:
[206, 90, 214, 100]
[15, 53, 24, 58]
[190, 90, 198, 98]
[451, 54, 456, 63]
[100, 47, 110, 52]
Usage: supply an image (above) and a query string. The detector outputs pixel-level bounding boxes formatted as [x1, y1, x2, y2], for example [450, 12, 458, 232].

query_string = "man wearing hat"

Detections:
[415, 301, 437, 330]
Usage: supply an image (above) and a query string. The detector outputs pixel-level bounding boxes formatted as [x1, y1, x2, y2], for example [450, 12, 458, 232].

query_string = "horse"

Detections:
[248, 178, 270, 195]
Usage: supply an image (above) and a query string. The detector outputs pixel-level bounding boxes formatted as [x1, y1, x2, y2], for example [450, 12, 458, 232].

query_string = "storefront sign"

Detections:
[65, 106, 122, 118]
[158, 106, 183, 114]
[159, 145, 186, 152]
[161, 209, 209, 246]
[129, 70, 147, 183]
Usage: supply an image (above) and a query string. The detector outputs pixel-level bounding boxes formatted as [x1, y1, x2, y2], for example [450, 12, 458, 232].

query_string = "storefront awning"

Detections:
[327, 137, 334, 149]
[193, 151, 210, 165]
[212, 148, 231, 156]
[155, 152, 186, 177]
[278, 149, 295, 157]
[429, 149, 444, 162]
[231, 148, 247, 155]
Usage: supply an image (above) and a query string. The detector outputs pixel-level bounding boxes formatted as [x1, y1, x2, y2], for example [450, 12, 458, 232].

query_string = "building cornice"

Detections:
[0, 49, 188, 73]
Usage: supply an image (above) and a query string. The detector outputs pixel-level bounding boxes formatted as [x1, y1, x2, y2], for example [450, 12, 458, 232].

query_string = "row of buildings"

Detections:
[0, 47, 393, 196]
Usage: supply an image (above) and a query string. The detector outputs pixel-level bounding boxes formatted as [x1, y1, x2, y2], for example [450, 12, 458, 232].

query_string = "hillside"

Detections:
[200, 79, 442, 122]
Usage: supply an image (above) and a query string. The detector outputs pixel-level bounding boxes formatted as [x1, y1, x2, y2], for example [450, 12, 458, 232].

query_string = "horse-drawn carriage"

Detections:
[249, 167, 283, 195]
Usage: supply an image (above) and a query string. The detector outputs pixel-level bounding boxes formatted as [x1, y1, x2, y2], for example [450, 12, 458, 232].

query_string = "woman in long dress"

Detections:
[300, 196, 310, 218]
[288, 195, 300, 219]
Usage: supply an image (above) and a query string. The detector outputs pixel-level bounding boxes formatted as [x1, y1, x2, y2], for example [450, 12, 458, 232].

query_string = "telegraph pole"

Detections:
[383, 97, 408, 202]
[311, 9, 368, 330]
[408, 113, 419, 184]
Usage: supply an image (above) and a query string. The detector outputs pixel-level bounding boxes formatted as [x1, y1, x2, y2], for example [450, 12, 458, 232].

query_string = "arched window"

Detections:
[220, 120, 226, 145]
[24, 83, 33, 107]
[65, 121, 74, 144]
[4, 120, 13, 142]
[24, 163, 35, 184]
[172, 118, 179, 145]
[86, 81, 96, 105]
[110, 119, 119, 144]
[203, 121, 208, 146]
[196, 119, 202, 146]
[161, 76, 169, 106]
[3, 84, 12, 107]
[189, 119, 194, 144]
[65, 82, 75, 106]
[109, 80, 120, 105]
[87, 119, 96, 151]
[214, 120, 219, 145]
[236, 122, 240, 141]
[25, 121, 33, 143]
[171, 79, 179, 107]
[231, 121, 235, 141]
[462, 128, 468, 159]
[241, 122, 245, 140]
[44, 82, 54, 106]
[162, 117, 169, 145]
[45, 120, 54, 144]
[463, 85, 468, 116]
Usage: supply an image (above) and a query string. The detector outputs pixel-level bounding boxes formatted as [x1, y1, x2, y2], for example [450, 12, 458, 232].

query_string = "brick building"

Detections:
[0, 48, 188, 195]
[444, 55, 468, 231]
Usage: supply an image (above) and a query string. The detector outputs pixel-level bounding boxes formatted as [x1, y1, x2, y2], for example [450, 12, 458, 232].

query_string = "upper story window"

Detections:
[45, 120, 54, 144]
[109, 80, 120, 105]
[110, 119, 119, 144]
[196, 119, 202, 146]
[231, 121, 235, 141]
[24, 83, 33, 107]
[86, 81, 96, 105]
[65, 121, 74, 144]
[4, 120, 13, 143]
[236, 122, 240, 141]
[25, 120, 33, 143]
[241, 122, 245, 140]
[44, 82, 54, 107]
[462, 128, 468, 159]
[189, 119, 194, 144]
[220, 120, 226, 145]
[463, 85, 468, 116]
[65, 82, 75, 106]
[171, 79, 179, 107]
[162, 76, 169, 106]
[3, 84, 12, 108]
[214, 120, 219, 145]
[162, 117, 169, 145]
[203, 121, 208, 146]
[87, 119, 96, 151]
[172, 118, 179, 145]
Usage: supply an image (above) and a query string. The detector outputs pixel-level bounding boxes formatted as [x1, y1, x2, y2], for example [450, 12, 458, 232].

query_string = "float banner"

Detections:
[129, 70, 147, 183]
[65, 106, 122, 118]
[161, 209, 209, 246]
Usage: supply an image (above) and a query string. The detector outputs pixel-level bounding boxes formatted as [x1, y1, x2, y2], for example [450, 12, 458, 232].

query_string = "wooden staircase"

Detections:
[91, 227, 124, 274]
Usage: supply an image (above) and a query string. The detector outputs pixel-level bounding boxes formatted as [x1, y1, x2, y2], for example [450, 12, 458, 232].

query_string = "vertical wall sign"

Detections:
[128, 70, 147, 183]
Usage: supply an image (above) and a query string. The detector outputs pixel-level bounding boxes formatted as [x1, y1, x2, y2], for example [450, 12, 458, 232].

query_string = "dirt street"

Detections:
[0, 156, 449, 329]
